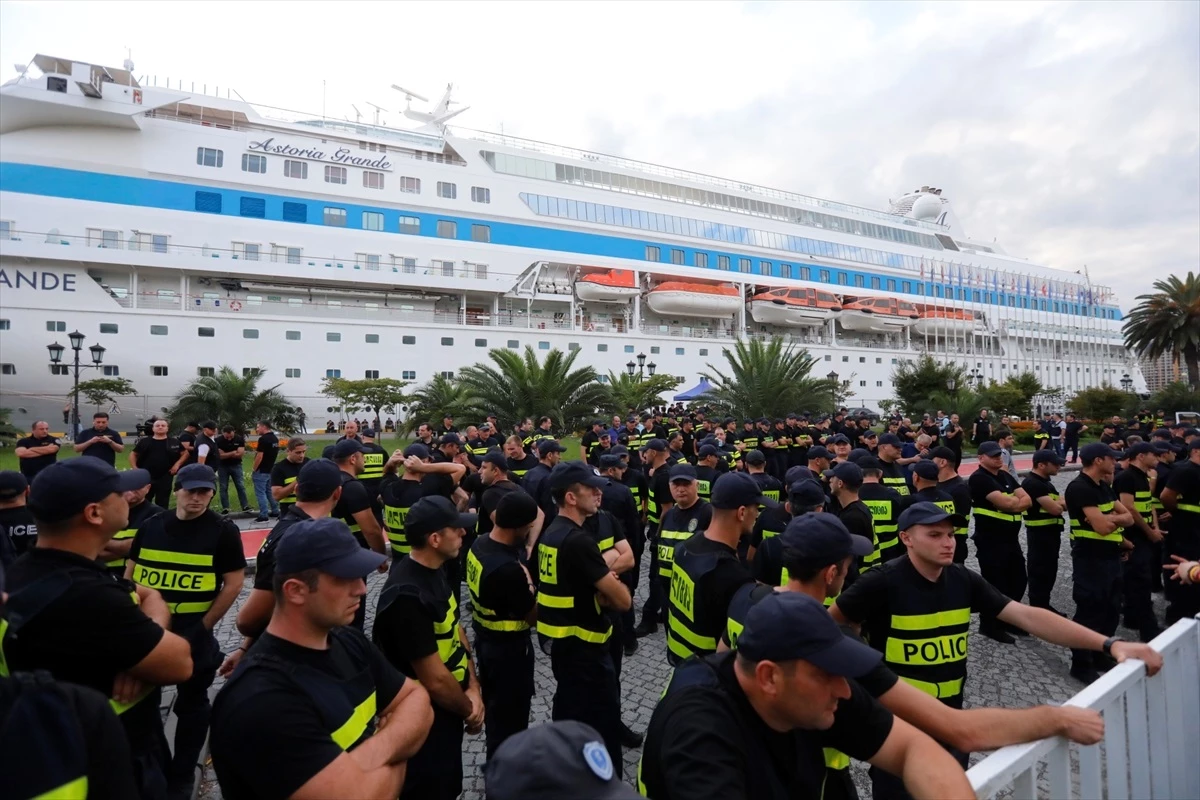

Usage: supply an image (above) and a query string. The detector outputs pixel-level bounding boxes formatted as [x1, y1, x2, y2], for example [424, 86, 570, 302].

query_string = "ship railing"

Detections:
[967, 615, 1199, 799]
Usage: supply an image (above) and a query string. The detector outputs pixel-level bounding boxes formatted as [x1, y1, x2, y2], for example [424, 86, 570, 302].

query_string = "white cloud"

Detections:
[1, 0, 1195, 309]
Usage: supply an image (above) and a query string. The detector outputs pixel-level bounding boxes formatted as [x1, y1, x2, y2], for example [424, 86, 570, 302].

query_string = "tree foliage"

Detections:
[701, 338, 831, 419]
[0, 408, 21, 443]
[74, 378, 137, 411]
[889, 356, 970, 417]
[601, 371, 679, 417]
[980, 382, 1030, 418]
[1144, 382, 1200, 419]
[458, 346, 607, 434]
[402, 375, 483, 435]
[1123, 272, 1200, 386]
[165, 367, 298, 434]
[321, 377, 410, 428]
[1068, 385, 1131, 421]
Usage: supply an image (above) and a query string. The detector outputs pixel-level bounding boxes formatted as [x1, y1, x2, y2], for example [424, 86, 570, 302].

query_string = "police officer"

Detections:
[651, 464, 712, 642]
[523, 439, 566, 522]
[375, 495, 482, 799]
[856, 456, 903, 563]
[485, 721, 641, 800]
[600, 453, 645, 657]
[1034, 413, 1053, 450]
[931, 446, 972, 563]
[694, 445, 723, 503]
[358, 427, 388, 509]
[210, 518, 433, 800]
[3, 459, 193, 798]
[877, 434, 911, 496]
[100, 469, 162, 577]
[466, 491, 539, 758]
[634, 440, 673, 636]
[381, 444, 466, 558]
[503, 435, 540, 482]
[125, 463, 246, 798]
[0, 472, 37, 567]
[825, 462, 879, 572]
[331, 440, 387, 609]
[750, 479, 825, 584]
[536, 461, 632, 773]
[969, 441, 1032, 642]
[1114, 441, 1164, 641]
[1021, 450, 1067, 613]
[743, 450, 782, 502]
[1161, 438, 1200, 623]
[268, 436, 309, 518]
[581, 420, 605, 466]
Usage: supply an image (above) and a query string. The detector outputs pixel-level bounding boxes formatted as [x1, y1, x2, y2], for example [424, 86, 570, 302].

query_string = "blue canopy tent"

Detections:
[675, 379, 715, 402]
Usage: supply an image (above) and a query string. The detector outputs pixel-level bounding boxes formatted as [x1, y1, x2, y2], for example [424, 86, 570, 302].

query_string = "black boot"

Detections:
[620, 722, 644, 748]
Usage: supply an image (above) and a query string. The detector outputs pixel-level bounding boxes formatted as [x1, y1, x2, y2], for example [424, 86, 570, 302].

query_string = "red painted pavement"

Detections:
[241, 528, 270, 560]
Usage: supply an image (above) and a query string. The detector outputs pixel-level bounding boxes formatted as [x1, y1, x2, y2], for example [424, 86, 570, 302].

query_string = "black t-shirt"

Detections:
[1065, 472, 1123, 559]
[335, 474, 374, 546]
[649, 465, 674, 525]
[178, 430, 198, 464]
[75, 428, 123, 465]
[1166, 461, 1200, 530]
[1065, 421, 1084, 443]
[373, 556, 465, 688]
[209, 629, 405, 800]
[255, 432, 280, 474]
[269, 457, 307, 507]
[969, 467, 1022, 534]
[540, 516, 613, 639]
[215, 434, 246, 465]
[751, 505, 793, 548]
[642, 652, 894, 800]
[598, 478, 642, 548]
[677, 533, 753, 632]
[16, 435, 58, 480]
[253, 508, 313, 590]
[0, 506, 38, 560]
[132, 436, 182, 479]
[920, 423, 941, 444]
[938, 476, 972, 520]
[1022, 472, 1062, 527]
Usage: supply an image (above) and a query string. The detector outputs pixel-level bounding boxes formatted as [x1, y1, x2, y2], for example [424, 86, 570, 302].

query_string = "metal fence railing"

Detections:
[967, 615, 1200, 799]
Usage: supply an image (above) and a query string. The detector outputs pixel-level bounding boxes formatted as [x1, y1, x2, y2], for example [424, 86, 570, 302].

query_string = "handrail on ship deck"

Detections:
[966, 614, 1200, 800]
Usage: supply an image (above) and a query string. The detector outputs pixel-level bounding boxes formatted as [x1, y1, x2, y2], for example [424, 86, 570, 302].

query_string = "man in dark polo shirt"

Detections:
[73, 412, 125, 465]
[2, 459, 193, 799]
[15, 420, 59, 482]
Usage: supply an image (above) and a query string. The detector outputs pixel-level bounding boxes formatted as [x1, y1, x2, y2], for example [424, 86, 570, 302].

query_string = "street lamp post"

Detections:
[827, 371, 839, 414]
[47, 330, 105, 437]
[1120, 373, 1132, 393]
[627, 353, 657, 382]
[946, 377, 957, 411]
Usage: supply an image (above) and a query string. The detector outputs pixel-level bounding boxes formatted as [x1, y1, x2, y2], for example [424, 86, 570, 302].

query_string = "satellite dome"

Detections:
[910, 193, 942, 221]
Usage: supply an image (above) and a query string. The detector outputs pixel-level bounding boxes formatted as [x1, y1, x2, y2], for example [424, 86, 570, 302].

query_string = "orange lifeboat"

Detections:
[748, 287, 842, 327]
[646, 281, 741, 318]
[575, 269, 639, 302]
[912, 308, 981, 336]
[839, 297, 919, 333]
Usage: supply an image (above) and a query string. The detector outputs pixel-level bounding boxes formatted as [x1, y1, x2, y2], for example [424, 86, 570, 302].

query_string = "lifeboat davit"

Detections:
[838, 297, 919, 333]
[645, 281, 741, 317]
[575, 269, 640, 302]
[748, 287, 842, 327]
[911, 308, 982, 336]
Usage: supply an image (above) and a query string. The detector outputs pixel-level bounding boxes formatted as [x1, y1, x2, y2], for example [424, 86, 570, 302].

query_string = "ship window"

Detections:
[508, 340, 519, 349]
[437, 220, 457, 239]
[699, 348, 708, 356]
[671, 249, 685, 265]
[718, 255, 730, 271]
[401, 370, 416, 380]
[240, 197, 265, 218]
[198, 367, 215, 376]
[442, 337, 454, 346]
[151, 235, 168, 253]
[362, 211, 384, 232]
[47, 321, 66, 332]
[150, 325, 168, 336]
[887, 279, 896, 291]
[364, 334, 380, 343]
[324, 165, 347, 185]
[399, 216, 421, 235]
[650, 346, 661, 354]
[437, 182, 457, 199]
[241, 154, 267, 174]
[440, 371, 455, 379]
[675, 347, 685, 355]
[286, 368, 302, 378]
[819, 270, 830, 282]
[471, 186, 491, 204]
[283, 330, 301, 341]
[196, 147, 223, 168]
[859, 357, 866, 363]
[759, 261, 771, 275]
[151, 366, 169, 376]
[102, 365, 120, 376]
[901, 281, 911, 292]
[0, 364, 14, 375]
[99, 323, 118, 334]
[47, 76, 67, 93]
[738, 258, 751, 273]
[195, 191, 222, 214]
[842, 356, 849, 363]
[241, 243, 260, 261]
[282, 202, 307, 223]
[625, 345, 635, 353]
[568, 342, 580, 351]
[471, 224, 491, 243]
[399, 176, 421, 194]
[363, 171, 385, 190]
[781, 263, 792, 279]
[539, 342, 550, 350]
[646, 246, 660, 262]
[327, 332, 341, 342]
[0, 319, 11, 330]
[283, 160, 308, 179]
[870, 277, 881, 290]
[364, 370, 380, 379]
[838, 273, 848, 286]
[198, 327, 215, 337]
[597, 344, 608, 352]
[325, 369, 341, 378]
[243, 329, 259, 339]
[324, 207, 347, 227]
[799, 266, 810, 280]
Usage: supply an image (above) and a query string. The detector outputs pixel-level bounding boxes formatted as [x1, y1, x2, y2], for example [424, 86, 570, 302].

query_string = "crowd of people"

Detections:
[1, 403, 1199, 800]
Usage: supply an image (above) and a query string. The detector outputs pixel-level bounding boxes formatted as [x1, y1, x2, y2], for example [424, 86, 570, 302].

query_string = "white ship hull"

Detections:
[748, 300, 836, 327]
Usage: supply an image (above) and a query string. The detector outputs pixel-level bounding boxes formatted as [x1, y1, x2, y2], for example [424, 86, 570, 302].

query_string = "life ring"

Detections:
[230, 300, 243, 311]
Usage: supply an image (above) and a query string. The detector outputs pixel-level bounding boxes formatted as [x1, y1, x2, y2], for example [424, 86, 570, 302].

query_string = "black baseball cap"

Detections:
[201, 420, 217, 431]
[275, 517, 386, 577]
[829, 434, 850, 445]
[26, 463, 142, 525]
[711, 472, 780, 510]
[807, 446, 831, 461]
[928, 446, 957, 462]
[0, 471, 28, 500]
[549, 461, 607, 491]
[788, 479, 827, 507]
[297, 459, 343, 495]
[440, 433, 463, 446]
[481, 451, 508, 470]
[669, 463, 698, 483]
[861, 430, 878, 440]
[896, 501, 968, 531]
[911, 460, 940, 480]
[485, 720, 639, 800]
[361, 428, 376, 438]
[785, 466, 815, 484]
[537, 439, 567, 456]
[403, 443, 431, 459]
[977, 441, 1003, 456]
[1032, 449, 1065, 465]
[494, 491, 539, 530]
[404, 495, 477, 539]
[640, 438, 667, 452]
[609, 444, 629, 457]
[598, 454, 623, 470]
[855, 455, 882, 471]
[1080, 442, 1116, 463]
[1189, 438, 1200, 451]
[1126, 442, 1158, 458]
[779, 512, 874, 562]
[744, 450, 766, 465]
[697, 444, 719, 458]
[877, 433, 902, 446]
[332, 439, 365, 459]
[175, 463, 214, 491]
[823, 461, 863, 488]
[737, 593, 881, 676]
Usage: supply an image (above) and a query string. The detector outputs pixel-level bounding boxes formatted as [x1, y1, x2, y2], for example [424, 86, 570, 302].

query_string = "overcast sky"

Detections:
[2, 1, 1196, 311]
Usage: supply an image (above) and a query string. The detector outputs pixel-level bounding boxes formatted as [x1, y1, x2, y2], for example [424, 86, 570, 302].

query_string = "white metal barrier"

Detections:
[967, 615, 1200, 799]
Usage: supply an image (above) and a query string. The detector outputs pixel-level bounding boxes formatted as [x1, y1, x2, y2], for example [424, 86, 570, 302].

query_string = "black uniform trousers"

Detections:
[148, 473, 173, 510]
[641, 535, 667, 624]
[953, 534, 968, 565]
[549, 638, 622, 778]
[1121, 536, 1159, 638]
[168, 623, 222, 794]
[400, 702, 465, 800]
[972, 529, 1027, 628]
[1026, 528, 1063, 608]
[475, 633, 534, 759]
[1164, 529, 1200, 624]
[1071, 553, 1123, 669]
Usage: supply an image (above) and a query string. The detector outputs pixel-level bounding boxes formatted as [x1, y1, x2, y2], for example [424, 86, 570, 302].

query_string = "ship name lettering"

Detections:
[247, 138, 392, 171]
[0, 270, 76, 292]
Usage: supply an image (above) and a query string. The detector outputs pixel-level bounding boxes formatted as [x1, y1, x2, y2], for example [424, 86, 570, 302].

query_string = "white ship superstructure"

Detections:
[0, 54, 1143, 428]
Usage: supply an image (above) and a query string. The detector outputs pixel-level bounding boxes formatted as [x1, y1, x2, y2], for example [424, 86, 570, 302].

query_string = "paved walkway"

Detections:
[192, 470, 1161, 799]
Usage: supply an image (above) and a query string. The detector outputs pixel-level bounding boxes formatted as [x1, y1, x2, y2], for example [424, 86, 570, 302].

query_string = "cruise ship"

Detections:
[0, 53, 1145, 430]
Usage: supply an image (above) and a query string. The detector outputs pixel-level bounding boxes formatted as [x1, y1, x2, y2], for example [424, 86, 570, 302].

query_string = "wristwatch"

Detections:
[1102, 636, 1122, 656]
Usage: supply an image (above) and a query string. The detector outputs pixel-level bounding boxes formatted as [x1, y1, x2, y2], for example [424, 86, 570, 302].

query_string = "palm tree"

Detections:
[402, 375, 483, 434]
[602, 371, 680, 417]
[1123, 272, 1200, 387]
[165, 367, 297, 433]
[458, 346, 609, 434]
[701, 337, 830, 419]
